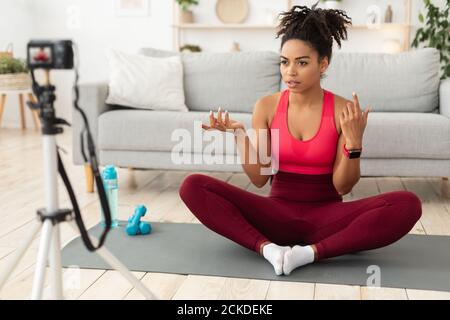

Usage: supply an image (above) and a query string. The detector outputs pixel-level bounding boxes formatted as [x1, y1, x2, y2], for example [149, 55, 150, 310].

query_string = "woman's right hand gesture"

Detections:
[201, 107, 245, 134]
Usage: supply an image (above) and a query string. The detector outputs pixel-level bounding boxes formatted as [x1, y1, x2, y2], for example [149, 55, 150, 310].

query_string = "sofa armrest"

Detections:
[72, 82, 111, 165]
[440, 78, 450, 118]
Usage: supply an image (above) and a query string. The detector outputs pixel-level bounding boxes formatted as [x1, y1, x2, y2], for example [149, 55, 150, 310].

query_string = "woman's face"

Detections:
[280, 39, 328, 93]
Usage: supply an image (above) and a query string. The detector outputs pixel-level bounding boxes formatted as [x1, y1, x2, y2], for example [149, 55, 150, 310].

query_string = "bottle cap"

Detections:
[102, 165, 117, 180]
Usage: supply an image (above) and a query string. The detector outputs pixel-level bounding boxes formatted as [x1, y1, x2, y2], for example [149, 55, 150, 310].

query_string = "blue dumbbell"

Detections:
[139, 221, 151, 235]
[126, 205, 151, 236]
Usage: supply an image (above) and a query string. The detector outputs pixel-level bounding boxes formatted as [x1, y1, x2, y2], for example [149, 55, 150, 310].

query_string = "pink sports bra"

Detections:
[269, 88, 339, 175]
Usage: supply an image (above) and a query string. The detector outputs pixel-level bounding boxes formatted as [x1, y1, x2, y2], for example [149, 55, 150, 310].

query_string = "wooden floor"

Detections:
[1, 127, 450, 300]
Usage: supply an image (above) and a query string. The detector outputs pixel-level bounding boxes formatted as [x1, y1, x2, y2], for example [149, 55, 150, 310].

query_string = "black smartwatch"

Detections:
[343, 144, 362, 159]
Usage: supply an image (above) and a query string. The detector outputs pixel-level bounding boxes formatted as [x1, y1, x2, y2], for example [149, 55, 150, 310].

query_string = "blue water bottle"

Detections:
[101, 165, 119, 228]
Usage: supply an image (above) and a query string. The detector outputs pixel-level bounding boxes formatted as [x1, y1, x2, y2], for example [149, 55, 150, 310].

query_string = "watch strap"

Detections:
[343, 143, 362, 158]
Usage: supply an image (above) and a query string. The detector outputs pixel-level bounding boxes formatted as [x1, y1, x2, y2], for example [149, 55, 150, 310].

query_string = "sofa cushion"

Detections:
[105, 49, 188, 112]
[139, 47, 280, 113]
[98, 109, 450, 159]
[321, 48, 440, 113]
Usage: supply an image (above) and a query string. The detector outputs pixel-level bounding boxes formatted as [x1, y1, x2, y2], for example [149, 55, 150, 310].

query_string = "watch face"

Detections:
[349, 151, 361, 159]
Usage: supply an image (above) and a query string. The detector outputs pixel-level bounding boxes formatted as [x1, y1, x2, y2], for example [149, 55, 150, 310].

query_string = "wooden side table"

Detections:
[0, 88, 40, 130]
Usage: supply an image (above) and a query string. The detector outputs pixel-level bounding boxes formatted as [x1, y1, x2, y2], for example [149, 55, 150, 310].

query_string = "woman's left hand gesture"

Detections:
[340, 92, 371, 149]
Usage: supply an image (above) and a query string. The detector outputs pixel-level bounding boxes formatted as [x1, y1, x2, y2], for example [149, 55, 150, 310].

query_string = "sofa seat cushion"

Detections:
[98, 109, 253, 155]
[98, 110, 450, 159]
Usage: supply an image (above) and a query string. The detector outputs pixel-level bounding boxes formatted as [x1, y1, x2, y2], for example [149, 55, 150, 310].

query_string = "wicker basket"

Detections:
[0, 73, 32, 91]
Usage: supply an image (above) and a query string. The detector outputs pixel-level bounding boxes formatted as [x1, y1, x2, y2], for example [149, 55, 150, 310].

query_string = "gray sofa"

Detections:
[73, 47, 450, 197]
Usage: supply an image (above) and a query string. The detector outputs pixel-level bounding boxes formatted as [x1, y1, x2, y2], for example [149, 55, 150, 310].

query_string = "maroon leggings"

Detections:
[178, 171, 422, 260]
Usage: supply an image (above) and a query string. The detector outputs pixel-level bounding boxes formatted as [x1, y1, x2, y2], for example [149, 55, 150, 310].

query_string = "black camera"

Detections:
[27, 40, 74, 70]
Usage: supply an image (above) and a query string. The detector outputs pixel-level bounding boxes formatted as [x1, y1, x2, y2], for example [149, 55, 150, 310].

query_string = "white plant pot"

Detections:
[180, 10, 194, 23]
[324, 1, 342, 10]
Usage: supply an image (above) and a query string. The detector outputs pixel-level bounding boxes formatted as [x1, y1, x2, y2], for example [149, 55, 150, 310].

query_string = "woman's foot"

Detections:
[283, 245, 315, 275]
[261, 243, 291, 276]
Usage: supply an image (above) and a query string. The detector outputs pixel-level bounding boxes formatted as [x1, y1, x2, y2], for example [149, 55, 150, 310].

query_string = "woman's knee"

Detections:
[385, 191, 422, 223]
[179, 173, 210, 202]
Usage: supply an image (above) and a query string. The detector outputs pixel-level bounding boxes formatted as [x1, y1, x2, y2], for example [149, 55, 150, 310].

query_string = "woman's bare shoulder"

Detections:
[253, 91, 283, 127]
[333, 94, 352, 112]
[255, 91, 282, 114]
[257, 91, 282, 107]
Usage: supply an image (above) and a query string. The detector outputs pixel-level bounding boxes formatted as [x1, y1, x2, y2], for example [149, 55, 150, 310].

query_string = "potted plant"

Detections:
[0, 56, 31, 90]
[180, 44, 202, 52]
[175, 0, 199, 24]
[411, 0, 449, 79]
[321, 0, 343, 10]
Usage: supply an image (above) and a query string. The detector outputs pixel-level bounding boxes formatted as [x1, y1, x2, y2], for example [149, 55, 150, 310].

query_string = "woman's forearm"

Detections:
[332, 140, 362, 194]
[233, 128, 271, 187]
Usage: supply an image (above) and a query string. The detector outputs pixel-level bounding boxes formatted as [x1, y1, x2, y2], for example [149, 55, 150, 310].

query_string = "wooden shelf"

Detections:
[172, 0, 412, 52]
[172, 23, 411, 30]
[351, 23, 411, 29]
[172, 23, 279, 29]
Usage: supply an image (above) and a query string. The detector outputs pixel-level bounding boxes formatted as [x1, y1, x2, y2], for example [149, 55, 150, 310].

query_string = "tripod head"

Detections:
[27, 69, 70, 135]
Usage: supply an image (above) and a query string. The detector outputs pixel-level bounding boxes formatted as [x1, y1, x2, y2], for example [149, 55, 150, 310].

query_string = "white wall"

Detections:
[0, 0, 35, 128]
[0, 0, 446, 128]
[0, 0, 33, 57]
[1, 0, 173, 128]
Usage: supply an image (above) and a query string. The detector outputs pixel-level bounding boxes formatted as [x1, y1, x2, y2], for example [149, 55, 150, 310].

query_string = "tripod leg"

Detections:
[32, 134, 62, 299]
[49, 224, 63, 299]
[0, 219, 41, 291]
[68, 222, 159, 300]
[95, 247, 159, 300]
[31, 220, 53, 300]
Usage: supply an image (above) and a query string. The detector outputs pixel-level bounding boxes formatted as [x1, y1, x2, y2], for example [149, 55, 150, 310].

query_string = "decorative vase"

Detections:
[180, 10, 194, 23]
[366, 5, 382, 29]
[384, 5, 393, 23]
[230, 42, 241, 52]
[323, 1, 342, 10]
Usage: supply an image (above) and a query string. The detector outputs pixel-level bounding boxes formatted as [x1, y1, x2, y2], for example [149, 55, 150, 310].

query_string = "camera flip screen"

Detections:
[29, 47, 52, 66]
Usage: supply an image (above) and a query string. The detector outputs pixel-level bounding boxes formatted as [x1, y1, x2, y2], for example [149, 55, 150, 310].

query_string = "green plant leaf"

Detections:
[414, 0, 449, 78]
[0, 56, 28, 74]
[175, 0, 199, 11]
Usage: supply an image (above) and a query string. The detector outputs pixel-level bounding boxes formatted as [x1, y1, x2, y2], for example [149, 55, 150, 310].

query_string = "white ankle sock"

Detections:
[283, 245, 315, 275]
[262, 243, 290, 276]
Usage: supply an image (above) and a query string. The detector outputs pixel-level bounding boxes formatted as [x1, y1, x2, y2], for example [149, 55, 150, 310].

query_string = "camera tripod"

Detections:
[0, 70, 158, 300]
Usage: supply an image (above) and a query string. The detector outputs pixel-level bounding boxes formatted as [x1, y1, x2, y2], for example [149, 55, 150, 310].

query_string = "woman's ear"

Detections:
[322, 57, 329, 73]
[320, 56, 329, 74]
[319, 57, 329, 80]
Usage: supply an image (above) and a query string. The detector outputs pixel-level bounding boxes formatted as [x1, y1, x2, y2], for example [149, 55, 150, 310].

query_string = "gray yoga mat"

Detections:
[61, 221, 450, 292]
